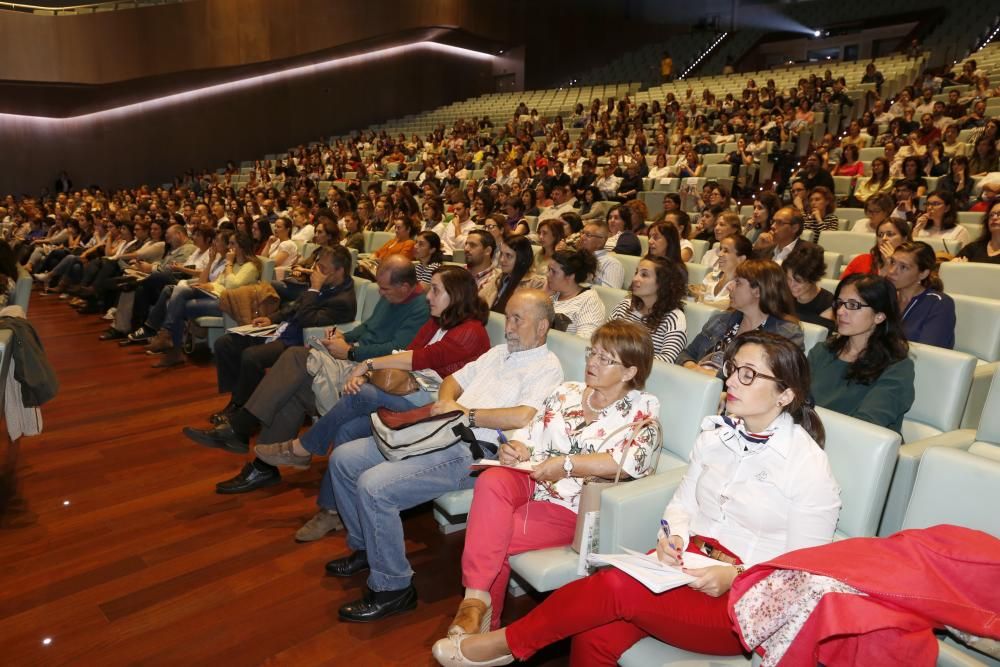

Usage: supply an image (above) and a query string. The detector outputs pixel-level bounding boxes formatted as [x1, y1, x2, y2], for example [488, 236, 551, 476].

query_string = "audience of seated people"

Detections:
[5, 46, 998, 663]
[432, 331, 841, 666]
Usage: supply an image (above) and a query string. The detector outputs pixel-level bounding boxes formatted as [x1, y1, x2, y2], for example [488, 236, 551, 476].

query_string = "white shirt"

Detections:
[663, 412, 841, 566]
[593, 250, 624, 289]
[553, 288, 607, 339]
[433, 217, 476, 255]
[292, 224, 315, 243]
[450, 343, 564, 446]
[267, 239, 300, 268]
[538, 197, 579, 223]
[772, 238, 800, 265]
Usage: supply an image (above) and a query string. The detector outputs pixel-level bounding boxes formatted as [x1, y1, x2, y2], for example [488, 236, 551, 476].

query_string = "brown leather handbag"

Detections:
[368, 368, 421, 396]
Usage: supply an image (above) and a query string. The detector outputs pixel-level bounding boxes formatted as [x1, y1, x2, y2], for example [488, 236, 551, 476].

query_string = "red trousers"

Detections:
[461, 468, 577, 629]
[505, 539, 745, 666]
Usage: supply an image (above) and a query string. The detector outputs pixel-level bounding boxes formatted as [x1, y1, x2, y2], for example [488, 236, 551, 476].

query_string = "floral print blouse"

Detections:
[511, 381, 660, 512]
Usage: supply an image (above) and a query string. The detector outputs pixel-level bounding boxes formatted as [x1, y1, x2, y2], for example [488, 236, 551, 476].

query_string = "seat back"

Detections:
[901, 447, 1000, 536]
[593, 285, 628, 316]
[366, 231, 394, 254]
[360, 281, 382, 321]
[903, 343, 976, 443]
[545, 330, 588, 383]
[816, 230, 873, 257]
[610, 252, 641, 289]
[801, 321, 829, 354]
[689, 239, 709, 263]
[953, 294, 1000, 362]
[486, 310, 505, 346]
[257, 257, 275, 283]
[13, 267, 31, 314]
[975, 367, 1000, 445]
[351, 277, 371, 321]
[939, 262, 1000, 300]
[683, 301, 719, 341]
[817, 407, 901, 538]
[686, 262, 710, 285]
[645, 362, 723, 466]
[823, 251, 842, 278]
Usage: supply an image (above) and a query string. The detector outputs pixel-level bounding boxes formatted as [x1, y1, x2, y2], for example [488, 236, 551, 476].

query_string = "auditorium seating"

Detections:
[617, 406, 901, 667]
[880, 365, 1000, 536]
[508, 358, 724, 594]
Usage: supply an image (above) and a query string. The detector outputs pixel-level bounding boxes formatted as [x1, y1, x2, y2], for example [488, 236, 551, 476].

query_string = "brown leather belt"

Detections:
[691, 536, 740, 566]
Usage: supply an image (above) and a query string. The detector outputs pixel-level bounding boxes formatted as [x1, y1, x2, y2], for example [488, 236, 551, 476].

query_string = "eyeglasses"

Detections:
[722, 360, 783, 386]
[833, 299, 873, 311]
[585, 347, 622, 367]
[581, 232, 608, 240]
[925, 200, 944, 208]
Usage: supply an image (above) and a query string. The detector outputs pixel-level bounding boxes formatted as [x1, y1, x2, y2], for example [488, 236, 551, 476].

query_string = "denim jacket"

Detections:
[675, 310, 805, 372]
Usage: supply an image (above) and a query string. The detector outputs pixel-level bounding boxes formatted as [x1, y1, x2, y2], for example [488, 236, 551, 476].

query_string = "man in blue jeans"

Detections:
[326, 289, 563, 622]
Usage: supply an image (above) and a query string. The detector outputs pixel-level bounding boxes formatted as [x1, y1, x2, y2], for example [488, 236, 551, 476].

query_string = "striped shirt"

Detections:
[552, 288, 606, 339]
[803, 213, 839, 244]
[610, 299, 688, 363]
[415, 261, 441, 285]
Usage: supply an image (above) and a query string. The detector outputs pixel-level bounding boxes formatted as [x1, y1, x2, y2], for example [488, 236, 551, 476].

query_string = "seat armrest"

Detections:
[599, 468, 686, 553]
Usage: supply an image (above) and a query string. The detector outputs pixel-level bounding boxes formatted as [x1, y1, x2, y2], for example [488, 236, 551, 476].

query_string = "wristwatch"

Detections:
[468, 409, 477, 428]
[366, 358, 375, 373]
[563, 455, 574, 478]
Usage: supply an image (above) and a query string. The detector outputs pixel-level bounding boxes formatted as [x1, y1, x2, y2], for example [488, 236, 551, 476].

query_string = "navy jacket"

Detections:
[901, 288, 955, 349]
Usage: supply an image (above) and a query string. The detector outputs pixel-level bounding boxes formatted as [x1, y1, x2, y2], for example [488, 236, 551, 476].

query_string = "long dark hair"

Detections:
[826, 274, 909, 385]
[734, 259, 798, 322]
[432, 265, 489, 328]
[630, 256, 686, 331]
[974, 201, 1000, 245]
[416, 230, 445, 264]
[868, 216, 911, 272]
[492, 234, 535, 314]
[647, 221, 683, 264]
[724, 330, 825, 447]
[925, 189, 958, 231]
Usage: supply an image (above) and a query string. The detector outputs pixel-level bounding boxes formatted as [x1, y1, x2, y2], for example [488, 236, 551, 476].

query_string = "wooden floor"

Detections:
[0, 291, 569, 667]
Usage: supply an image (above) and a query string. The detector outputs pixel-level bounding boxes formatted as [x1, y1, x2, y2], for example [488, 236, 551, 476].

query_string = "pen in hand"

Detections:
[660, 519, 683, 566]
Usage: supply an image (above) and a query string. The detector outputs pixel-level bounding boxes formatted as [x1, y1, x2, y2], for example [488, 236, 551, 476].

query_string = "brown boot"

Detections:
[145, 330, 172, 354]
[52, 277, 72, 294]
[152, 347, 184, 368]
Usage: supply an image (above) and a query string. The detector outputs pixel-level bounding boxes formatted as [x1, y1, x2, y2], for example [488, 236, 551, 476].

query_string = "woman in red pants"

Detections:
[432, 331, 842, 666]
[445, 320, 661, 639]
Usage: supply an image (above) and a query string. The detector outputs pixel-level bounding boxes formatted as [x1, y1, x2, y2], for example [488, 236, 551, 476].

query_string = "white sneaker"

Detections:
[102, 307, 117, 320]
[59, 293, 70, 300]
[33, 272, 49, 282]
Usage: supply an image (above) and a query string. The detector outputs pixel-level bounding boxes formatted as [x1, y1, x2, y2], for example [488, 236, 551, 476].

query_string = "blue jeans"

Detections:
[304, 383, 431, 510]
[329, 436, 477, 592]
[163, 284, 223, 346]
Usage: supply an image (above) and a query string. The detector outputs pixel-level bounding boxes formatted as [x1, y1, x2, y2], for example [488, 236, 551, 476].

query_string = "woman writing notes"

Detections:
[432, 332, 840, 666]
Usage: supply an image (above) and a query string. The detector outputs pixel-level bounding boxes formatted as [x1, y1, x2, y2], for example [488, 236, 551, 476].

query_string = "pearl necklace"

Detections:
[586, 388, 613, 414]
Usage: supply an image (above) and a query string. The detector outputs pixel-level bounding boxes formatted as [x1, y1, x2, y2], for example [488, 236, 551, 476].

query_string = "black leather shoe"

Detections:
[182, 424, 249, 454]
[99, 328, 126, 341]
[215, 462, 281, 495]
[338, 585, 417, 623]
[209, 402, 239, 425]
[325, 550, 369, 577]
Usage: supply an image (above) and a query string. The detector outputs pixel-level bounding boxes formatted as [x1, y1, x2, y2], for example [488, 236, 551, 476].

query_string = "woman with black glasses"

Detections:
[807, 273, 915, 434]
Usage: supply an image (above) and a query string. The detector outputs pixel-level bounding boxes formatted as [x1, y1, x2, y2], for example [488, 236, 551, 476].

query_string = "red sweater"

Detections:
[407, 318, 491, 378]
[728, 525, 1000, 666]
